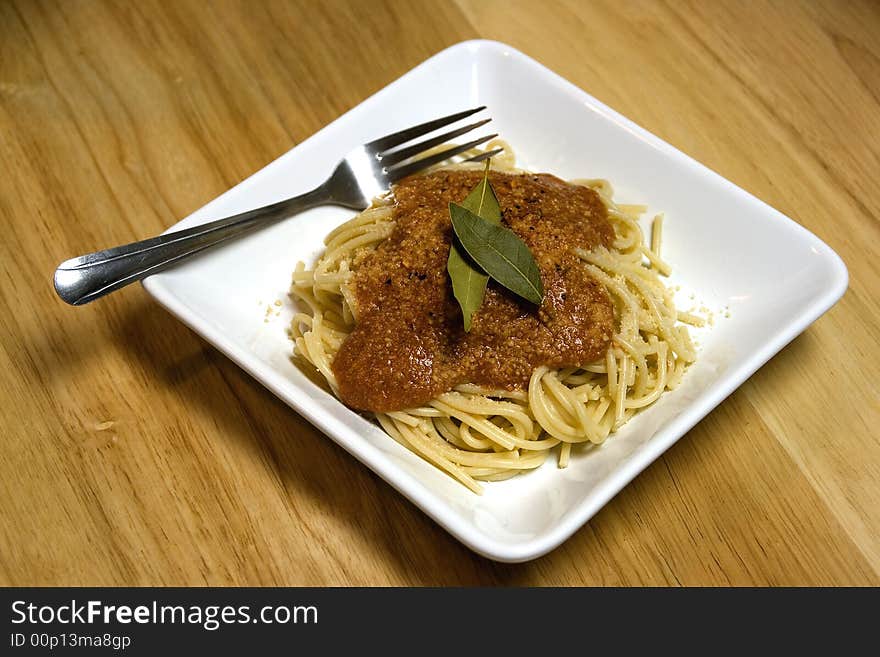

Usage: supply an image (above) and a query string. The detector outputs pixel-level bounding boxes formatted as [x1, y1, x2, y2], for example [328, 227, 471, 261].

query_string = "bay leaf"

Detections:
[449, 202, 544, 306]
[447, 164, 501, 331]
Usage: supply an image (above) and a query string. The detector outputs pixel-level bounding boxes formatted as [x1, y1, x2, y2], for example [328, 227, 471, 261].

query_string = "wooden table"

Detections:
[2, 0, 878, 586]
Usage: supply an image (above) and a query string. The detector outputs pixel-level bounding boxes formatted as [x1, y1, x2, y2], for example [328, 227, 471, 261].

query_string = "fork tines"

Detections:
[369, 107, 502, 181]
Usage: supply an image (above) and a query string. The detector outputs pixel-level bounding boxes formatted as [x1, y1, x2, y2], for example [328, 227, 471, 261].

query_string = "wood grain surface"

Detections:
[1, 0, 878, 586]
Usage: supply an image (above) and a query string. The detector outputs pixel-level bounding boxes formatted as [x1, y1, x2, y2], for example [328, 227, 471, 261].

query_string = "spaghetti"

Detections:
[290, 142, 697, 493]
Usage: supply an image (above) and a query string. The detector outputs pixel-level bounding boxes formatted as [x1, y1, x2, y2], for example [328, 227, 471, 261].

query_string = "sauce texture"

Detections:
[332, 170, 615, 412]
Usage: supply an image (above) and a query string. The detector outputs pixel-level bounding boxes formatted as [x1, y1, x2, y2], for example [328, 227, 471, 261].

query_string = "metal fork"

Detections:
[54, 107, 500, 306]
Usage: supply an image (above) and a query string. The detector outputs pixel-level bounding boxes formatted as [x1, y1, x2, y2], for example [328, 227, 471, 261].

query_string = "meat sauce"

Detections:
[332, 170, 615, 412]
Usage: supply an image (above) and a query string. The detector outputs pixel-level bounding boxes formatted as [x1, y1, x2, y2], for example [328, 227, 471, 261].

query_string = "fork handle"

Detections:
[54, 184, 329, 305]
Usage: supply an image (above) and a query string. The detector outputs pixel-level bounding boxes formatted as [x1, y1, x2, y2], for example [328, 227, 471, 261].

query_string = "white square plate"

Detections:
[143, 40, 847, 562]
